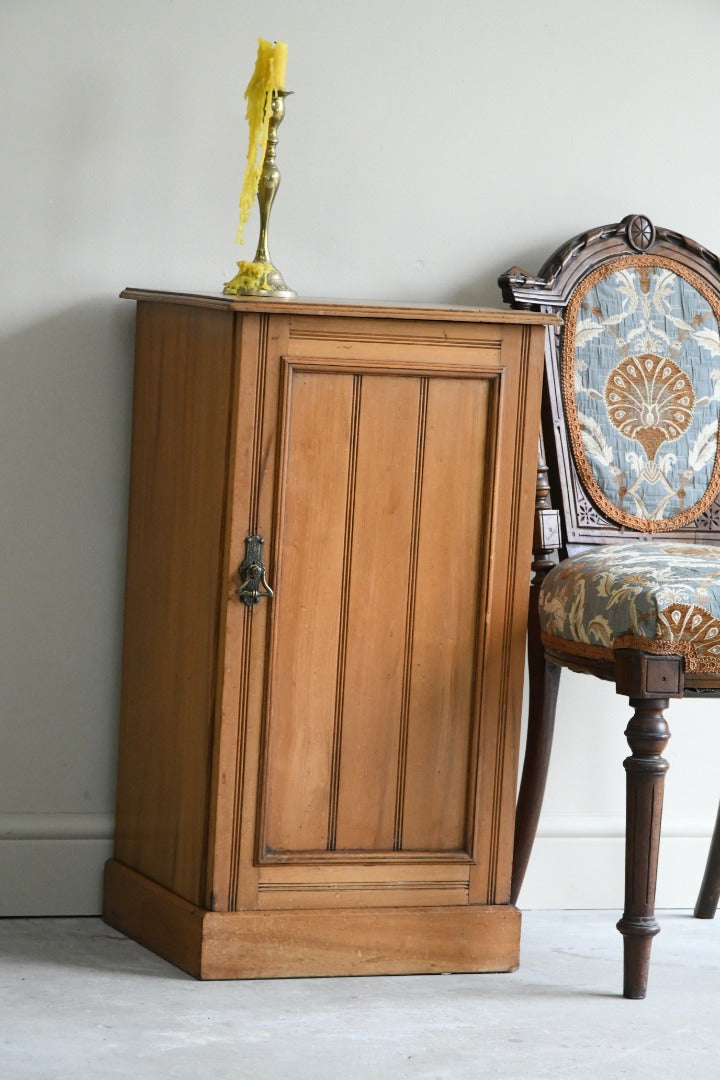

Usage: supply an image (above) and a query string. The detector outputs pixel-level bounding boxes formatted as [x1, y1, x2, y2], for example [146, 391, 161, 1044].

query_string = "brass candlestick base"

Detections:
[224, 90, 295, 299]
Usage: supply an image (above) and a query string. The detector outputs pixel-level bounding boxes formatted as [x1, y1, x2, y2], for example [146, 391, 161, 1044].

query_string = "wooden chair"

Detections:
[499, 214, 720, 998]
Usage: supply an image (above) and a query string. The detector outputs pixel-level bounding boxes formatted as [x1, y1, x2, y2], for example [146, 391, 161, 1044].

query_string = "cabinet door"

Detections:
[210, 314, 536, 913]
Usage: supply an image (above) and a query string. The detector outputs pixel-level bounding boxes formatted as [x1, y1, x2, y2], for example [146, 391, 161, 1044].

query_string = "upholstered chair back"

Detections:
[567, 258, 720, 531]
[500, 215, 720, 553]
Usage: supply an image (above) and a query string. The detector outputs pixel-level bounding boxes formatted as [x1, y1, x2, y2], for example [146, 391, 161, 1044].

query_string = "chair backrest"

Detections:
[500, 215, 720, 555]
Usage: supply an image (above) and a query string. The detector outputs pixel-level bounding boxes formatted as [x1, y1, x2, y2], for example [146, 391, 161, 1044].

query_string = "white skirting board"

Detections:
[0, 814, 114, 916]
[0, 812, 715, 915]
[520, 816, 714, 909]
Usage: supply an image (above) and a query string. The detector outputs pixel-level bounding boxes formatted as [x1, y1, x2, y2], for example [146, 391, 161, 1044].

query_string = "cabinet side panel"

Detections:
[113, 302, 235, 904]
[401, 377, 491, 850]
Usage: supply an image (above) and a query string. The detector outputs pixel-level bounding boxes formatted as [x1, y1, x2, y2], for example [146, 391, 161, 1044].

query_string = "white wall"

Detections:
[2, 0, 719, 915]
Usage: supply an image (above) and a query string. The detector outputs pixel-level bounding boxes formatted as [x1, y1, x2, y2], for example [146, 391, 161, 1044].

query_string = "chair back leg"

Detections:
[511, 655, 560, 904]
[511, 438, 562, 905]
[694, 798, 720, 919]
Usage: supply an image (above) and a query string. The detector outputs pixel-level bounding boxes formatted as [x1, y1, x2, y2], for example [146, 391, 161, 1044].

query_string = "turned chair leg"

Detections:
[616, 696, 671, 999]
[511, 655, 561, 904]
[695, 798, 720, 919]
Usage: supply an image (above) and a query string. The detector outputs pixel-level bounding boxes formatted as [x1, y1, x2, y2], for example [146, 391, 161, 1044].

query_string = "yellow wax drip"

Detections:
[235, 38, 288, 244]
[223, 260, 276, 295]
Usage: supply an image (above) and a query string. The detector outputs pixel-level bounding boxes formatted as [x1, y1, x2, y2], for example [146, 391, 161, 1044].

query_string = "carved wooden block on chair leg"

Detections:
[614, 650, 683, 999]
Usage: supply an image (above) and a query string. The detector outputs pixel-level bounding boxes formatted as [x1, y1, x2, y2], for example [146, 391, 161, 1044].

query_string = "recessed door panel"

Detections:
[401, 377, 490, 851]
[261, 363, 495, 859]
[261, 371, 356, 852]
[333, 375, 421, 851]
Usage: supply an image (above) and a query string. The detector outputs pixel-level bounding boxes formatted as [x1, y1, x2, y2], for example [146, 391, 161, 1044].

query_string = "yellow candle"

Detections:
[235, 38, 288, 244]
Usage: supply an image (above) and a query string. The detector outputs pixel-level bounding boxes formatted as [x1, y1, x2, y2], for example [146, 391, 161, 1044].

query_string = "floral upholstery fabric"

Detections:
[565, 256, 720, 532]
[540, 541, 720, 672]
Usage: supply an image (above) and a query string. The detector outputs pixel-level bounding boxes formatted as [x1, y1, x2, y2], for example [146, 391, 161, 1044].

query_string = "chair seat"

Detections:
[540, 540, 720, 672]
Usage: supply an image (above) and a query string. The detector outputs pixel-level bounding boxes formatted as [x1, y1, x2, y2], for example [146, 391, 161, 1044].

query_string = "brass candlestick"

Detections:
[224, 90, 295, 299]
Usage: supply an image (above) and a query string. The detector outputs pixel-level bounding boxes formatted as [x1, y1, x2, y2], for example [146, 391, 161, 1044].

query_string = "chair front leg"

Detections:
[616, 696, 671, 999]
[614, 650, 683, 999]
[694, 797, 720, 919]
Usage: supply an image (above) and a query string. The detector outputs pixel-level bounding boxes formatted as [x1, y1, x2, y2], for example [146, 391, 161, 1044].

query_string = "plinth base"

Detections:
[103, 860, 521, 981]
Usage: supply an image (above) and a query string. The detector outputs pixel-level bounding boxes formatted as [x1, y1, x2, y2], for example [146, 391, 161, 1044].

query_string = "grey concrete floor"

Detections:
[0, 910, 718, 1079]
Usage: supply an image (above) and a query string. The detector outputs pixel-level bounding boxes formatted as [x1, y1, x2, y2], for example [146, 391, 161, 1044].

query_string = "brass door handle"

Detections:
[236, 535, 274, 606]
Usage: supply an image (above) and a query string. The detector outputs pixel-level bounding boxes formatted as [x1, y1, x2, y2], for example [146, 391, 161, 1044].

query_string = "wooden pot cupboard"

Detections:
[103, 289, 554, 979]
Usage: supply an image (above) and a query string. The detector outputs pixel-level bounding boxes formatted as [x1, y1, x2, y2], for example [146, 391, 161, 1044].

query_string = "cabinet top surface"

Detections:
[121, 288, 560, 325]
